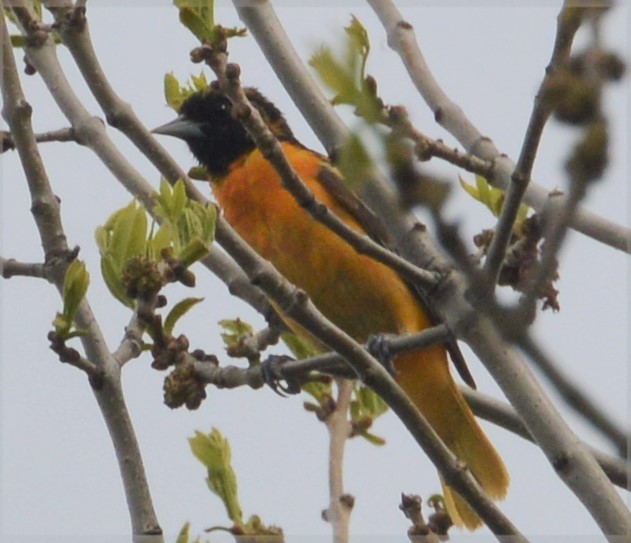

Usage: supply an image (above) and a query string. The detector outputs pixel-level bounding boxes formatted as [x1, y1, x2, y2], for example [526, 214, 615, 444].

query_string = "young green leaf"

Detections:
[53, 260, 90, 337]
[174, 0, 216, 42]
[460, 174, 531, 232]
[335, 133, 373, 191]
[63, 259, 89, 312]
[189, 428, 243, 525]
[310, 16, 384, 123]
[219, 318, 254, 351]
[280, 332, 319, 360]
[164, 297, 204, 336]
[96, 201, 149, 307]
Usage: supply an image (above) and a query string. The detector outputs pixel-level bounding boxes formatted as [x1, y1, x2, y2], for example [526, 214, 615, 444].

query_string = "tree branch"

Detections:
[0, 256, 46, 279]
[42, 1, 273, 318]
[322, 378, 354, 543]
[483, 3, 583, 287]
[1, 6, 163, 539]
[1, 125, 78, 152]
[519, 334, 629, 458]
[462, 387, 629, 490]
[368, 0, 631, 255]
[234, 0, 631, 536]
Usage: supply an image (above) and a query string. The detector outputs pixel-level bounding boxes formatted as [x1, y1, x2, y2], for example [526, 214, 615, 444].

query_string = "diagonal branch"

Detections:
[483, 4, 583, 288]
[1, 6, 163, 540]
[233, 1, 631, 536]
[367, 0, 631, 255]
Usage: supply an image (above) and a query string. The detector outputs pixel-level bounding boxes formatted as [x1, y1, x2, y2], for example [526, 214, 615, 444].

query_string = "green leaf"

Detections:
[219, 318, 254, 350]
[280, 332, 319, 360]
[175, 0, 216, 43]
[155, 179, 217, 259]
[349, 384, 388, 446]
[96, 201, 149, 307]
[175, 522, 191, 543]
[164, 72, 186, 111]
[52, 312, 71, 337]
[148, 222, 173, 259]
[356, 384, 388, 419]
[345, 15, 370, 81]
[189, 428, 243, 525]
[191, 71, 209, 91]
[171, 177, 188, 220]
[108, 201, 148, 263]
[301, 380, 333, 407]
[164, 297, 204, 336]
[62, 260, 90, 323]
[460, 174, 531, 231]
[178, 239, 210, 268]
[310, 47, 351, 99]
[310, 16, 383, 123]
[99, 253, 133, 307]
[242, 514, 284, 538]
[9, 35, 27, 48]
[335, 133, 373, 191]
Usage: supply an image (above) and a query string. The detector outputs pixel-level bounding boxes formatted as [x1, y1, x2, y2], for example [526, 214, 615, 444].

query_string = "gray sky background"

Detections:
[1, 2, 629, 541]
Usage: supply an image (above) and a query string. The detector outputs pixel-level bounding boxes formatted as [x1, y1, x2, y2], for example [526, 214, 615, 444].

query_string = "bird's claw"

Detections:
[366, 333, 397, 376]
[260, 354, 301, 397]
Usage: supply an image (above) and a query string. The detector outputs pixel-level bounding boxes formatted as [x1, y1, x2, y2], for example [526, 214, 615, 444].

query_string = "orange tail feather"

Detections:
[394, 346, 509, 529]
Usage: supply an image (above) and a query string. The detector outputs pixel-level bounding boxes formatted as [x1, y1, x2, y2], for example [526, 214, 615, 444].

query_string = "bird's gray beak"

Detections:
[151, 116, 205, 139]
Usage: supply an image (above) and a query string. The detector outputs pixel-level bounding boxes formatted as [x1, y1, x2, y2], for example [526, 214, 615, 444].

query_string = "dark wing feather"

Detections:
[317, 165, 396, 250]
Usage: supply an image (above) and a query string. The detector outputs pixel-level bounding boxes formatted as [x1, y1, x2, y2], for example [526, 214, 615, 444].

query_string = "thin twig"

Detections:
[0, 257, 46, 279]
[322, 378, 354, 543]
[1, 125, 78, 152]
[484, 3, 583, 288]
[368, 0, 630, 255]
[519, 334, 629, 458]
[214, 218, 524, 538]
[42, 1, 273, 318]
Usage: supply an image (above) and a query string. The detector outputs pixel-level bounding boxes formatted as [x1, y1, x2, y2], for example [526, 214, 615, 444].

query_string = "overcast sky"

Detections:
[1, 2, 629, 542]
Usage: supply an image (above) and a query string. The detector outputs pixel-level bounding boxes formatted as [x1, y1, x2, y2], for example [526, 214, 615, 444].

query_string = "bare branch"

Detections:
[484, 4, 583, 288]
[1, 126, 78, 152]
[0, 256, 46, 279]
[368, 0, 631, 255]
[519, 334, 629, 458]
[462, 387, 629, 490]
[322, 379, 354, 543]
[41, 2, 273, 318]
[3, 4, 163, 539]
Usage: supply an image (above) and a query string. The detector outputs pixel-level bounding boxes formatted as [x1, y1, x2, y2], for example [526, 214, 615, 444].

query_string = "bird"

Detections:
[153, 82, 509, 529]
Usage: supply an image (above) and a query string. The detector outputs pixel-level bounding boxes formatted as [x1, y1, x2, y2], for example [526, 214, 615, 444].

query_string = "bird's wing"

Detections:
[315, 162, 476, 389]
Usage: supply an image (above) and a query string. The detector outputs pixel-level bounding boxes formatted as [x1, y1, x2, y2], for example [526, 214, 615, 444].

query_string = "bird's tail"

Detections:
[394, 345, 509, 530]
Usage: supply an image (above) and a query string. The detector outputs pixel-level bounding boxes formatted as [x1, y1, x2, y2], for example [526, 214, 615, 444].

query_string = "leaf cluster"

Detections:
[310, 16, 384, 124]
[95, 180, 216, 308]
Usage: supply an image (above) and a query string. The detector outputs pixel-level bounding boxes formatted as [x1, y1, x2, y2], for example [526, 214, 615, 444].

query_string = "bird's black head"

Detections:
[153, 83, 297, 178]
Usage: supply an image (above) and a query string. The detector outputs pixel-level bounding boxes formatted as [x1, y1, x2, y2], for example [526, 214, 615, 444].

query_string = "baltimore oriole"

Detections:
[153, 82, 509, 529]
